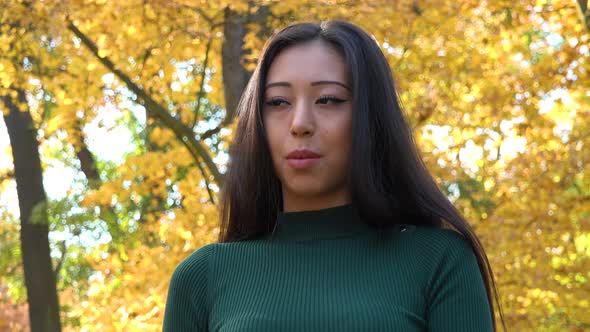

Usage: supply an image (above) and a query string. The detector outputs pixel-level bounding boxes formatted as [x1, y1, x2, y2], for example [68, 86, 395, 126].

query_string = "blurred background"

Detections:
[0, 0, 589, 331]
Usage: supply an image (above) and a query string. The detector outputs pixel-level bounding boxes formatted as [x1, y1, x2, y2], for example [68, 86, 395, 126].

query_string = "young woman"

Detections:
[163, 20, 506, 331]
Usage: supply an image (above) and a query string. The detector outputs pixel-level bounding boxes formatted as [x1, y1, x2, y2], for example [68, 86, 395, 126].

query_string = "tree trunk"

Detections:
[1, 89, 62, 332]
[577, 0, 590, 31]
[221, 5, 272, 123]
[221, 6, 250, 122]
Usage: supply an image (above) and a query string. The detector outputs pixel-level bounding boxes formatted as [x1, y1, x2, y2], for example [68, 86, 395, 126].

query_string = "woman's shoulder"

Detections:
[399, 224, 478, 269]
[404, 224, 472, 251]
[166, 243, 219, 305]
[411, 225, 482, 278]
[170, 243, 217, 281]
[176, 240, 266, 264]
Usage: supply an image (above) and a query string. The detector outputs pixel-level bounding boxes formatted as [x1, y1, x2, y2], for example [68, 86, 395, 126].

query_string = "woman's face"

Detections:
[262, 39, 353, 211]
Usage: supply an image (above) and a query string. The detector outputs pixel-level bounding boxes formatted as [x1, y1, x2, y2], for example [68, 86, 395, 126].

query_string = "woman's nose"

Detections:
[290, 99, 315, 137]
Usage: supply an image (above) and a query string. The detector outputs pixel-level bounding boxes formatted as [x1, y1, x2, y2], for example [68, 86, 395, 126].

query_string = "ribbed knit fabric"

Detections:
[163, 204, 493, 331]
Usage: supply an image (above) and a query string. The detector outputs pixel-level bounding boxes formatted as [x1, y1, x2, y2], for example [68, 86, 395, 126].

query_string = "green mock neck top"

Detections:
[269, 203, 374, 241]
[163, 203, 494, 331]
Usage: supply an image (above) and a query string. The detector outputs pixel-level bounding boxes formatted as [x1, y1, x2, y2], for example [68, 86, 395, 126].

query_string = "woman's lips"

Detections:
[286, 157, 321, 169]
[285, 148, 321, 169]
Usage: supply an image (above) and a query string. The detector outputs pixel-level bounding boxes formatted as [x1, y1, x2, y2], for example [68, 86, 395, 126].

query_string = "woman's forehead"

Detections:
[266, 40, 349, 87]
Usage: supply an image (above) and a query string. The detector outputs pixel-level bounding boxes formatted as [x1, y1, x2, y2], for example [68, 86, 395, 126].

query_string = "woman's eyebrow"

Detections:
[265, 80, 350, 91]
[311, 81, 350, 91]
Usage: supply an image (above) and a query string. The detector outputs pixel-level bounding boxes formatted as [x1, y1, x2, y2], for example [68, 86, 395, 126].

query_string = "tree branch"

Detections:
[176, 2, 225, 29]
[66, 18, 223, 186]
[394, 18, 416, 70]
[53, 240, 67, 282]
[194, 161, 216, 205]
[191, 34, 214, 129]
[201, 125, 223, 141]
[0, 171, 15, 183]
[576, 0, 590, 30]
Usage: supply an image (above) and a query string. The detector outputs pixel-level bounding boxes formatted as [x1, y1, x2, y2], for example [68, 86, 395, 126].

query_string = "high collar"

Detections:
[268, 203, 373, 242]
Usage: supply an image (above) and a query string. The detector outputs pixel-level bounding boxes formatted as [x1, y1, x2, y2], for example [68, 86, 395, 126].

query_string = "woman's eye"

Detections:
[264, 98, 289, 107]
[316, 96, 346, 105]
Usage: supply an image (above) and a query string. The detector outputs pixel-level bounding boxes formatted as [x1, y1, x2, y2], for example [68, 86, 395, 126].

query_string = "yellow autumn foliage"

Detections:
[0, 0, 589, 331]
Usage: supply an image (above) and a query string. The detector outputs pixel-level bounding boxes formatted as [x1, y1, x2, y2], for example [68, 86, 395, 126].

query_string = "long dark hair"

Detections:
[218, 20, 506, 331]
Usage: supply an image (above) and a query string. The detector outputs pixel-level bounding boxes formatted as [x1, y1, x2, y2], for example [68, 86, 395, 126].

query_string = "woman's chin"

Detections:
[284, 182, 325, 197]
